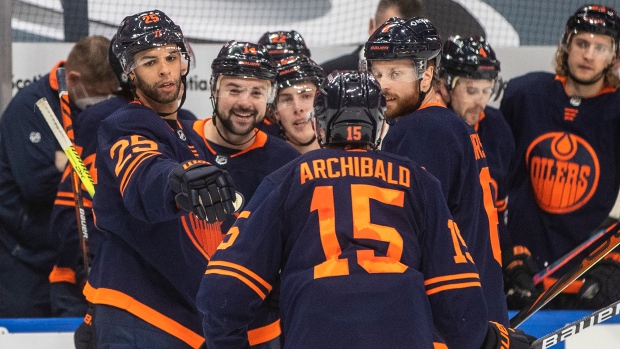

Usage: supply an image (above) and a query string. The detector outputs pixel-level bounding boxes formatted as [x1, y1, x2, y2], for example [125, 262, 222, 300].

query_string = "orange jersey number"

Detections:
[311, 184, 407, 279]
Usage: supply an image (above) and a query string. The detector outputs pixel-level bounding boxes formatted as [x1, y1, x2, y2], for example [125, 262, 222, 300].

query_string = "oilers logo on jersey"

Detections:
[526, 131, 599, 214]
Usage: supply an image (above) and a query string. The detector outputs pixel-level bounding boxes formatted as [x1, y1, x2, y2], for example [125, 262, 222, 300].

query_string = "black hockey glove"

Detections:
[169, 160, 239, 223]
[481, 321, 536, 349]
[503, 245, 540, 309]
[577, 252, 620, 309]
[74, 305, 96, 349]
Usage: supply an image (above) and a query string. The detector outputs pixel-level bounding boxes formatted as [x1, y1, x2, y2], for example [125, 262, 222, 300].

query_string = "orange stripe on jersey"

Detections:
[248, 319, 281, 346]
[426, 281, 482, 296]
[57, 191, 73, 199]
[55, 191, 93, 207]
[83, 282, 204, 348]
[48, 266, 76, 284]
[193, 118, 268, 157]
[49, 61, 65, 90]
[424, 272, 480, 286]
[205, 269, 268, 299]
[119, 151, 159, 195]
[208, 261, 271, 290]
[433, 342, 448, 349]
[54, 198, 76, 207]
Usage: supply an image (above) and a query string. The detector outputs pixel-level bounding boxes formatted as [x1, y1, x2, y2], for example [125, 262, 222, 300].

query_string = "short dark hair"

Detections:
[376, 0, 424, 20]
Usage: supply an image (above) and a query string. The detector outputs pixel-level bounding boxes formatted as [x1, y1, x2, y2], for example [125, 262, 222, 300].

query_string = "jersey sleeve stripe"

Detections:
[424, 272, 480, 286]
[208, 261, 271, 290]
[83, 282, 204, 348]
[119, 151, 160, 195]
[248, 319, 281, 346]
[205, 269, 268, 300]
[426, 281, 482, 296]
[48, 266, 76, 284]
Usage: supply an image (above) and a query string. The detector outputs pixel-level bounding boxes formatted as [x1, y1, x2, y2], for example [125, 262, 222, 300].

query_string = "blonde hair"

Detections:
[554, 36, 620, 88]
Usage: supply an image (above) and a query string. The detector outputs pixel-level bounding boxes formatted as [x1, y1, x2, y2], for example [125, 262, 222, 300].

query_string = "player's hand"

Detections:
[169, 160, 241, 222]
[503, 245, 540, 309]
[578, 252, 620, 309]
[481, 321, 536, 349]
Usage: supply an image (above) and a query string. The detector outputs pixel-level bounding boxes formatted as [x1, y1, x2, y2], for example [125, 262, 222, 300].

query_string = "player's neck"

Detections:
[205, 118, 254, 151]
[565, 76, 605, 99]
[136, 92, 178, 120]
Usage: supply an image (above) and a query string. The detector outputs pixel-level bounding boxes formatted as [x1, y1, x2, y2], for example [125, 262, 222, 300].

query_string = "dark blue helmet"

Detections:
[275, 55, 325, 90]
[112, 9, 190, 74]
[211, 40, 277, 87]
[314, 70, 386, 149]
[364, 17, 442, 75]
[258, 30, 311, 61]
[562, 4, 620, 50]
[439, 36, 500, 82]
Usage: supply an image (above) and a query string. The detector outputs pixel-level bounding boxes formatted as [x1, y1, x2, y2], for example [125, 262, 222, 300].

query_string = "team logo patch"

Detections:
[215, 155, 228, 165]
[569, 97, 581, 106]
[526, 132, 600, 214]
[29, 131, 41, 143]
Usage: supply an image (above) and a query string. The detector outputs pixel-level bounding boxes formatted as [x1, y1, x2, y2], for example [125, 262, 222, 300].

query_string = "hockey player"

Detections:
[273, 55, 325, 153]
[83, 10, 237, 348]
[197, 70, 533, 349]
[47, 37, 200, 348]
[257, 30, 313, 137]
[364, 17, 509, 327]
[0, 35, 118, 318]
[434, 36, 533, 308]
[191, 40, 300, 348]
[500, 4, 620, 309]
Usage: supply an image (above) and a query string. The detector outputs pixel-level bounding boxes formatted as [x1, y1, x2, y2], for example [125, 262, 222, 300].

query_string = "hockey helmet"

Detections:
[258, 30, 311, 61]
[562, 4, 620, 50]
[112, 9, 191, 74]
[275, 55, 325, 90]
[439, 36, 500, 82]
[364, 17, 442, 79]
[210, 40, 277, 90]
[314, 70, 386, 149]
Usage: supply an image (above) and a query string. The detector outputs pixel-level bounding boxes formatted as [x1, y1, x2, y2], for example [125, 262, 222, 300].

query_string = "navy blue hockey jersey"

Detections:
[0, 61, 69, 270]
[501, 72, 620, 269]
[48, 96, 197, 316]
[198, 149, 489, 349]
[188, 118, 299, 258]
[475, 107, 516, 246]
[382, 102, 508, 327]
[87, 104, 284, 348]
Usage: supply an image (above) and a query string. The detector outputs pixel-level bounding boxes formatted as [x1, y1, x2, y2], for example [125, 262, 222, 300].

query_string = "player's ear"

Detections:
[66, 70, 81, 85]
[419, 65, 435, 92]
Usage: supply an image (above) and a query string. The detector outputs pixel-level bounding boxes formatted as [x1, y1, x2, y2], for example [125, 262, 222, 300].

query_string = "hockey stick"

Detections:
[55, 67, 91, 275]
[35, 97, 95, 197]
[533, 222, 619, 285]
[531, 298, 620, 349]
[511, 217, 620, 328]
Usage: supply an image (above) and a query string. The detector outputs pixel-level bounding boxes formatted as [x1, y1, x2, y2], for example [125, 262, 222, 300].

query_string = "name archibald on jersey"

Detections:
[299, 155, 411, 188]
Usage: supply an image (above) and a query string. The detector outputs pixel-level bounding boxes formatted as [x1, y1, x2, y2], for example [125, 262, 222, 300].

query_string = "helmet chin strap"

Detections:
[410, 79, 432, 113]
[158, 76, 187, 117]
[566, 63, 611, 87]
